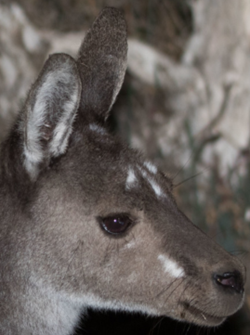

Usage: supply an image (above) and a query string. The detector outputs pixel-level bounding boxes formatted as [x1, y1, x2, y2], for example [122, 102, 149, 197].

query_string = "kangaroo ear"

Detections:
[77, 7, 127, 121]
[21, 53, 81, 180]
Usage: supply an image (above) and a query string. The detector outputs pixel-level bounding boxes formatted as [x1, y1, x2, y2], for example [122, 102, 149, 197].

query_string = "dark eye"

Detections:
[99, 215, 133, 235]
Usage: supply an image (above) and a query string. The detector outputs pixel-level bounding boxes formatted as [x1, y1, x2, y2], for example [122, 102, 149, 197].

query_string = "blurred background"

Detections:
[0, 0, 250, 334]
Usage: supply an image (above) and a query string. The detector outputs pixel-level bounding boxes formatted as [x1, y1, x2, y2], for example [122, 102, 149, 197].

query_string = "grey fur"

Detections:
[0, 7, 245, 335]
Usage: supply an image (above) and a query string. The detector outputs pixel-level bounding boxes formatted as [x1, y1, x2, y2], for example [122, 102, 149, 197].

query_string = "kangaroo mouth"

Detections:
[183, 303, 226, 326]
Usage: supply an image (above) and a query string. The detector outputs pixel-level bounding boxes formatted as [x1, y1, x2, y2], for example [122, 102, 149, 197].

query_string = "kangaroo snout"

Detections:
[145, 206, 246, 326]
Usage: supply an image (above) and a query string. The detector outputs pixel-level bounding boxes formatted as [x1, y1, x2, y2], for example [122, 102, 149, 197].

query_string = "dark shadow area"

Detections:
[74, 308, 245, 335]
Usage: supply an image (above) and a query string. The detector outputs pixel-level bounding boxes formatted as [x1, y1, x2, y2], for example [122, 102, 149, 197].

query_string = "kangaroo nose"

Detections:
[214, 271, 244, 294]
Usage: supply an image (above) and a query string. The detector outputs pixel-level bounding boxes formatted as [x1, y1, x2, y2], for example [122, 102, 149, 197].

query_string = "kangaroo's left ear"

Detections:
[20, 53, 81, 180]
[77, 7, 127, 122]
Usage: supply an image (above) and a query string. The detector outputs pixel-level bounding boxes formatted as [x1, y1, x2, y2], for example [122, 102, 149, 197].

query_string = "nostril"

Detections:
[214, 271, 244, 294]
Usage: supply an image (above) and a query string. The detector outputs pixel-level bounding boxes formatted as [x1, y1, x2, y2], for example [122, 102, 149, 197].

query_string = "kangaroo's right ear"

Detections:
[19, 53, 81, 181]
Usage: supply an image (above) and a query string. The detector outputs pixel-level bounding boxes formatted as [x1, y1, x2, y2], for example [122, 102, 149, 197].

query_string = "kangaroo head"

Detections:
[0, 7, 245, 335]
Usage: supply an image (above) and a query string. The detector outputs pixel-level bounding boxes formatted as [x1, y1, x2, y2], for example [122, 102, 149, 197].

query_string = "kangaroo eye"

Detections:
[99, 215, 133, 235]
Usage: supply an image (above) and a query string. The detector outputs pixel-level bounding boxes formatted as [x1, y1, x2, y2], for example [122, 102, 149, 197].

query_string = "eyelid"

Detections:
[98, 212, 137, 224]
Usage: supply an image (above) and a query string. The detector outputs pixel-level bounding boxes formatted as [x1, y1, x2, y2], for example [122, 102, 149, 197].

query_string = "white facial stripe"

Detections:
[147, 178, 163, 197]
[143, 161, 157, 174]
[126, 168, 137, 190]
[158, 254, 184, 278]
[138, 166, 164, 198]
[89, 123, 106, 135]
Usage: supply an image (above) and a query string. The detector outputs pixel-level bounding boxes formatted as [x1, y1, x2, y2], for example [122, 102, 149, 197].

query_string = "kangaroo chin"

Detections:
[0, 7, 245, 335]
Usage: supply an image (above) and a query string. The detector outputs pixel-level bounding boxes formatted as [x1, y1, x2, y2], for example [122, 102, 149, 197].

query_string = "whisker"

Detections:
[155, 277, 180, 299]
[148, 316, 165, 335]
[228, 249, 248, 257]
[171, 152, 195, 182]
[164, 278, 185, 305]
[184, 323, 192, 335]
[173, 171, 203, 188]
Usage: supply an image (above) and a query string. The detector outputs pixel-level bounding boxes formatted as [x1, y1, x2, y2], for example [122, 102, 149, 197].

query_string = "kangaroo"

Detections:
[0, 7, 246, 335]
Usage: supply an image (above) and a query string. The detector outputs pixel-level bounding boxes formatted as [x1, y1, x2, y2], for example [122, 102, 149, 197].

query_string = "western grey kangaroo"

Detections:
[0, 7, 245, 335]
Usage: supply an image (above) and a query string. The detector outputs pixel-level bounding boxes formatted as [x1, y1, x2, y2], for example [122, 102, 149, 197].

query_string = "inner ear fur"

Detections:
[21, 53, 82, 180]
